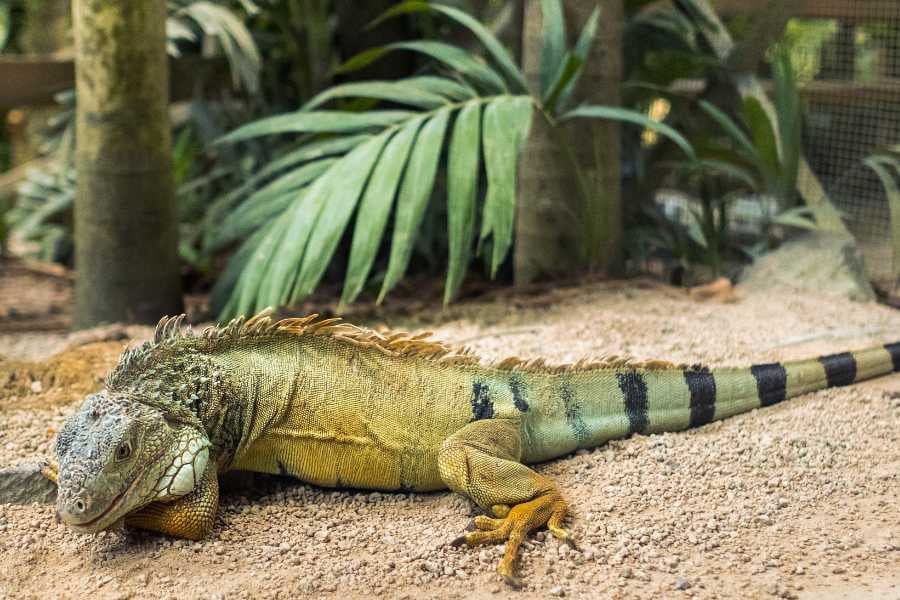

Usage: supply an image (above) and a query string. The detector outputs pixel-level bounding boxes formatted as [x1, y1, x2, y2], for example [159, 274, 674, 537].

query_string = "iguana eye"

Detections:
[116, 441, 132, 461]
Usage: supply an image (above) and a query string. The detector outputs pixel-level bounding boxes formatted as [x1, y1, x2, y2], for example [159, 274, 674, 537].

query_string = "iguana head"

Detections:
[54, 390, 211, 533]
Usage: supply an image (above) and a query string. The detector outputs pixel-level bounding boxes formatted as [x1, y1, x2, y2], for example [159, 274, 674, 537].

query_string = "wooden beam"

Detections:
[0, 54, 231, 111]
[714, 0, 899, 20]
[670, 78, 900, 104]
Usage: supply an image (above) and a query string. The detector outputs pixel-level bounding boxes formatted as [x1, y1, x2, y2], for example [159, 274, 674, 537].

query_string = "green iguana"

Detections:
[46, 309, 900, 585]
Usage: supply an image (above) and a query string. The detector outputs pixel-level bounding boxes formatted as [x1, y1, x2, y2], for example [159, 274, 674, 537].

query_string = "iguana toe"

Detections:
[451, 490, 574, 586]
[40, 459, 59, 485]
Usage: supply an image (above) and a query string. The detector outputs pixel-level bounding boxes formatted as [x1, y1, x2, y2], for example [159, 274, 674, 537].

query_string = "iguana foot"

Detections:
[40, 459, 59, 485]
[439, 419, 576, 586]
[451, 491, 572, 586]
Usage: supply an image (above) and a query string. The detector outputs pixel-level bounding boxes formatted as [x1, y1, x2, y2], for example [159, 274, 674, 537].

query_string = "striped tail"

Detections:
[685, 342, 900, 427]
[521, 342, 900, 464]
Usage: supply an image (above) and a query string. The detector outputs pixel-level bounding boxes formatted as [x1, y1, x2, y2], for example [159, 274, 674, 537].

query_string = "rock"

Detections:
[549, 586, 565, 597]
[739, 232, 876, 302]
[0, 461, 56, 504]
[675, 578, 691, 591]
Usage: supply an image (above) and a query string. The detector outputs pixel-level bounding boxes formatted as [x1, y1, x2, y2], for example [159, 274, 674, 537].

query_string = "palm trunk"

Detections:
[515, 0, 624, 284]
[73, 0, 182, 327]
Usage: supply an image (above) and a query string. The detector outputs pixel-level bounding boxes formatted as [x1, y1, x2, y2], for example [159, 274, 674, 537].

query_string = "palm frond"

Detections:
[211, 1, 694, 316]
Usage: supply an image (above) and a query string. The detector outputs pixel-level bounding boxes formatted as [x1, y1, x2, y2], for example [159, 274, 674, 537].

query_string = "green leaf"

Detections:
[542, 53, 584, 114]
[211, 220, 274, 317]
[252, 134, 370, 180]
[178, 1, 261, 93]
[217, 110, 415, 144]
[211, 159, 336, 251]
[244, 158, 335, 206]
[741, 97, 782, 180]
[562, 104, 695, 159]
[539, 0, 567, 96]
[342, 118, 425, 305]
[773, 49, 802, 204]
[203, 135, 366, 245]
[555, 6, 601, 111]
[294, 134, 393, 300]
[684, 208, 708, 249]
[698, 159, 758, 190]
[771, 206, 820, 231]
[303, 80, 449, 111]
[481, 97, 534, 277]
[698, 100, 757, 159]
[379, 108, 452, 302]
[335, 46, 391, 73]
[230, 215, 293, 317]
[0, 2, 11, 51]
[339, 40, 507, 94]
[404, 76, 476, 101]
[371, 1, 528, 93]
[445, 102, 482, 304]
[864, 156, 900, 280]
[256, 139, 390, 308]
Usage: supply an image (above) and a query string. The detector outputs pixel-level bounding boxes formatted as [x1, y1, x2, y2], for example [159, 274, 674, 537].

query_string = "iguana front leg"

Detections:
[124, 461, 219, 540]
[438, 419, 574, 586]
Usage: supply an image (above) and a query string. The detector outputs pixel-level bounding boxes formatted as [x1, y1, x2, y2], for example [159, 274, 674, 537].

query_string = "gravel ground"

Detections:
[1, 281, 900, 599]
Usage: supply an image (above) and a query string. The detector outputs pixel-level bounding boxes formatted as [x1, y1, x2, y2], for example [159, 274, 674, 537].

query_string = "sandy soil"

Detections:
[1, 279, 900, 600]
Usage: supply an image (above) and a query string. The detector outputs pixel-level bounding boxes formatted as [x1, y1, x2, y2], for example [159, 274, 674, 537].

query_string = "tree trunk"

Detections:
[515, 0, 623, 285]
[73, 0, 182, 327]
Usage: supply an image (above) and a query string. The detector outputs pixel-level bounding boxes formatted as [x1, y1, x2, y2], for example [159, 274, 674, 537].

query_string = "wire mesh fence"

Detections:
[775, 1, 900, 292]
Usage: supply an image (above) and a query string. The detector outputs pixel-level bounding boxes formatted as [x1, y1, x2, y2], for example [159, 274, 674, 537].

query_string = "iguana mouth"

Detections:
[66, 445, 168, 531]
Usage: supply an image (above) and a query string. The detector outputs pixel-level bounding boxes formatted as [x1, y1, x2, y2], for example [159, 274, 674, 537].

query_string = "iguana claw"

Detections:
[450, 490, 573, 586]
[40, 459, 59, 485]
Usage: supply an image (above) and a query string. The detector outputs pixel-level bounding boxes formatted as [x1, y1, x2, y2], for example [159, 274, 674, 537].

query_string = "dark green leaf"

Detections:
[335, 46, 391, 73]
[542, 53, 584, 114]
[379, 108, 452, 302]
[742, 97, 781, 180]
[445, 102, 482, 304]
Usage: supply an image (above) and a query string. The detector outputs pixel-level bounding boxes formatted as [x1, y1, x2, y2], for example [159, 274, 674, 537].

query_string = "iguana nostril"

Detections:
[73, 499, 86, 513]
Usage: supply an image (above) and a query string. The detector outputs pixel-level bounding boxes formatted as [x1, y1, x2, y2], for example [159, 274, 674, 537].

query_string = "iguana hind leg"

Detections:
[125, 462, 219, 540]
[438, 419, 574, 586]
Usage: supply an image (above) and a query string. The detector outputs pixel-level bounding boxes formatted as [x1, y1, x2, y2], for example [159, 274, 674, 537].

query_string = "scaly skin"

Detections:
[50, 310, 900, 585]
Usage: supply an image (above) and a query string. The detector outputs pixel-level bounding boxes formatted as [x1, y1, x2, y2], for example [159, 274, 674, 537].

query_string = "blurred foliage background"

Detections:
[1, 0, 898, 317]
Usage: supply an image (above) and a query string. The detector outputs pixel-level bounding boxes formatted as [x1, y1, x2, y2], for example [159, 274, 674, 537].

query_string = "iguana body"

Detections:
[50, 310, 900, 584]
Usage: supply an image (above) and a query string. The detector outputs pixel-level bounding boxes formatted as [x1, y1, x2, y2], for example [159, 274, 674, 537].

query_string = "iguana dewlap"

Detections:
[47, 310, 900, 585]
